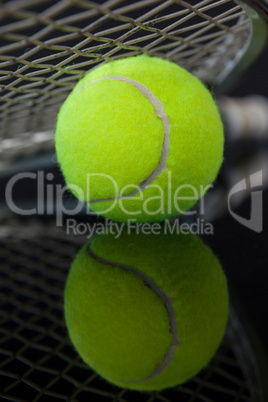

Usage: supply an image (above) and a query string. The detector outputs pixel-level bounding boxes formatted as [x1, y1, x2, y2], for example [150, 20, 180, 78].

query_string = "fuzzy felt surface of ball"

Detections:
[55, 56, 224, 222]
[64, 231, 229, 391]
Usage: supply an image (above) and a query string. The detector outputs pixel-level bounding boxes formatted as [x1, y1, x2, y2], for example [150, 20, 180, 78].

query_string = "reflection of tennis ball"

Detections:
[64, 230, 228, 391]
[55, 56, 223, 222]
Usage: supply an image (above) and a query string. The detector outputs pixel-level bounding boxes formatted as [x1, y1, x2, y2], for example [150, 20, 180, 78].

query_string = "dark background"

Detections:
[209, 45, 268, 356]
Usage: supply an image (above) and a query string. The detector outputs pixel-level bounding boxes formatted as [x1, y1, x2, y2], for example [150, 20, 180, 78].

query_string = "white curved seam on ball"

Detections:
[87, 244, 178, 384]
[76, 76, 171, 203]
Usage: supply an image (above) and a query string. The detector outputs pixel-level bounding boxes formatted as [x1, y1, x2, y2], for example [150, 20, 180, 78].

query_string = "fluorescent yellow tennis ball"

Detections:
[55, 55, 224, 222]
[64, 230, 229, 391]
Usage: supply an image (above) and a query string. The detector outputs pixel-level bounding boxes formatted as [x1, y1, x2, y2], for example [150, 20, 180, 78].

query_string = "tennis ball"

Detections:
[64, 230, 228, 391]
[56, 55, 224, 222]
